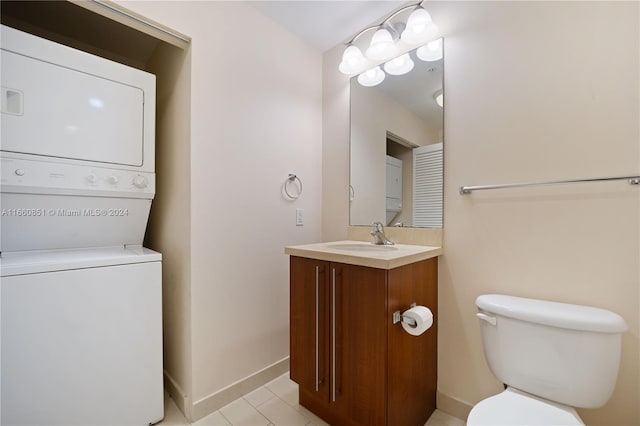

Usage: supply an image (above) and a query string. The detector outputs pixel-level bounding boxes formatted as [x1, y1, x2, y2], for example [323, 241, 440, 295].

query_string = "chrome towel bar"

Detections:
[460, 175, 640, 195]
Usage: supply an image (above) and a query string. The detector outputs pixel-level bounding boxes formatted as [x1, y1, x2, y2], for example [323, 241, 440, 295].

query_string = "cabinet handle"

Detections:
[315, 265, 319, 392]
[331, 267, 336, 403]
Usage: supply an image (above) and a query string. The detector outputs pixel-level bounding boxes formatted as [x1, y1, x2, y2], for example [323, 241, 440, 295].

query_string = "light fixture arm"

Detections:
[343, 1, 424, 46]
[347, 25, 379, 45]
[382, 2, 423, 26]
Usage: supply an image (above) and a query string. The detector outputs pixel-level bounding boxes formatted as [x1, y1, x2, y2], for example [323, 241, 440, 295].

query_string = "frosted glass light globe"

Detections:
[338, 45, 366, 75]
[384, 53, 414, 76]
[366, 28, 396, 61]
[401, 8, 439, 45]
[417, 38, 443, 62]
[357, 66, 385, 87]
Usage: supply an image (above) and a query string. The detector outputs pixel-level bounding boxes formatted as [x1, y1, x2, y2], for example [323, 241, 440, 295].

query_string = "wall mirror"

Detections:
[349, 41, 444, 228]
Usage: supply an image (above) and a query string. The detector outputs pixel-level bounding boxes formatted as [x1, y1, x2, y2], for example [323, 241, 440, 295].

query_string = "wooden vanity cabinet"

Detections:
[289, 255, 438, 426]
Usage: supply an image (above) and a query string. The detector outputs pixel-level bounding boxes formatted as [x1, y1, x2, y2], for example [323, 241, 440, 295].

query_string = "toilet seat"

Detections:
[467, 387, 584, 426]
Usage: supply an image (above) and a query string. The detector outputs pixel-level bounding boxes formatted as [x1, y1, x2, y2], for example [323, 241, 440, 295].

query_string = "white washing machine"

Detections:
[1, 247, 163, 426]
[1, 25, 163, 425]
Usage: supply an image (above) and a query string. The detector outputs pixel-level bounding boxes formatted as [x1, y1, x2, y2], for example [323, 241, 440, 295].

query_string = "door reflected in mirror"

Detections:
[350, 41, 444, 228]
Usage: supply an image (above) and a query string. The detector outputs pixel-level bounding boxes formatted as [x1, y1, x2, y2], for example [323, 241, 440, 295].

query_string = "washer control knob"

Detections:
[107, 175, 119, 184]
[133, 175, 148, 189]
[15, 169, 25, 176]
[86, 173, 98, 184]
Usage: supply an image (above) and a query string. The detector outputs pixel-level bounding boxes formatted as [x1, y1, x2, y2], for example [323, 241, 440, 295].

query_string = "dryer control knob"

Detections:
[107, 175, 119, 184]
[133, 175, 148, 189]
[15, 169, 25, 176]
[86, 173, 98, 184]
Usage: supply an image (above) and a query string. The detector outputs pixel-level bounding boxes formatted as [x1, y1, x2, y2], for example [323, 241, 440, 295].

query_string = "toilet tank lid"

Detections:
[476, 294, 628, 333]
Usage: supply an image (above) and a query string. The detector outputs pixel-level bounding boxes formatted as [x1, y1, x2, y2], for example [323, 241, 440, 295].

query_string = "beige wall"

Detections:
[119, 0, 323, 418]
[145, 41, 193, 412]
[324, 2, 639, 425]
[322, 44, 351, 242]
[439, 3, 639, 425]
[189, 1, 322, 403]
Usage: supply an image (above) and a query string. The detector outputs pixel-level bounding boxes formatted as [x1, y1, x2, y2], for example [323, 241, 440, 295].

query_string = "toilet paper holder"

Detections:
[393, 303, 418, 327]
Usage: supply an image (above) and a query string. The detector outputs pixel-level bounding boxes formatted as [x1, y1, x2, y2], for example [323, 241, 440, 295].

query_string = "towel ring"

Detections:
[284, 173, 303, 200]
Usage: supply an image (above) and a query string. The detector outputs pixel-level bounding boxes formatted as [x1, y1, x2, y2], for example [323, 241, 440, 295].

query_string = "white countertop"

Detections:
[284, 240, 442, 270]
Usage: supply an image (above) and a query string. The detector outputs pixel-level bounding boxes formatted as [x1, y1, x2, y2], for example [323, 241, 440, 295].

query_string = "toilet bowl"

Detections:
[469, 294, 627, 426]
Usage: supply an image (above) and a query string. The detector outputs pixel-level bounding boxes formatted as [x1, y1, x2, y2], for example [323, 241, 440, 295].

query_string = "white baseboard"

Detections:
[436, 390, 473, 422]
[164, 370, 192, 420]
[190, 357, 290, 422]
[171, 360, 467, 424]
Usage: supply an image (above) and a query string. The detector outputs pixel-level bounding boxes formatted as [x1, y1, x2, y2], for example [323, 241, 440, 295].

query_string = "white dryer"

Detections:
[1, 24, 156, 253]
[1, 25, 163, 425]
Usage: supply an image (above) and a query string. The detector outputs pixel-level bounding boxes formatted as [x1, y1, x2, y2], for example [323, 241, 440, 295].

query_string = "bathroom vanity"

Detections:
[286, 241, 441, 426]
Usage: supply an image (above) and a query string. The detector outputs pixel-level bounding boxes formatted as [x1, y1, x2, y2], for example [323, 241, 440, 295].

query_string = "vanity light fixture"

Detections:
[337, 1, 441, 87]
[416, 38, 443, 62]
[366, 27, 397, 61]
[357, 66, 386, 87]
[384, 53, 414, 76]
[339, 45, 367, 74]
[401, 7, 438, 45]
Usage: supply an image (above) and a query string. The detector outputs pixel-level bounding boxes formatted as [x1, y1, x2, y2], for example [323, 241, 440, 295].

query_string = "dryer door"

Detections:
[1, 50, 145, 167]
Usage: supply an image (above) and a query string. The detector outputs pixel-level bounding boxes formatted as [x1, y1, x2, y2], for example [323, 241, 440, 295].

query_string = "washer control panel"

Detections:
[1, 157, 155, 198]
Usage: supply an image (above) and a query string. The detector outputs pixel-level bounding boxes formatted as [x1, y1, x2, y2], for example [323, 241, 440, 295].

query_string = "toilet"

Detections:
[468, 294, 627, 426]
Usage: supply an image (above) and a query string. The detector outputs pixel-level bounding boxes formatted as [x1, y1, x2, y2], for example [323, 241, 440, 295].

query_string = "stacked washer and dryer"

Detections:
[1, 26, 164, 425]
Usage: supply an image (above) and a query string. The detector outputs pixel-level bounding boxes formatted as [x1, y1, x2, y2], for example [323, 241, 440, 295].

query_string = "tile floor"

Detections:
[159, 373, 466, 426]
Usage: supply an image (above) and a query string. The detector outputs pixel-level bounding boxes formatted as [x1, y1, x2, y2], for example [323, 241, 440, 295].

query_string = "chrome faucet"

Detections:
[371, 222, 394, 245]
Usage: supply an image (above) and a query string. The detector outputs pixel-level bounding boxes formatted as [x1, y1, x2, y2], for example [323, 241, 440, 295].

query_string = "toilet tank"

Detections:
[476, 294, 627, 408]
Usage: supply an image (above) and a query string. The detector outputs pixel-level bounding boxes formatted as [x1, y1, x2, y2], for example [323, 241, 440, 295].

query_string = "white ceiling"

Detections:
[247, 1, 409, 52]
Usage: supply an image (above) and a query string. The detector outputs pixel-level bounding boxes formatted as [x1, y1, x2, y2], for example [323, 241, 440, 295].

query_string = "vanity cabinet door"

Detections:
[290, 257, 330, 401]
[387, 257, 438, 425]
[291, 258, 388, 425]
[331, 262, 388, 425]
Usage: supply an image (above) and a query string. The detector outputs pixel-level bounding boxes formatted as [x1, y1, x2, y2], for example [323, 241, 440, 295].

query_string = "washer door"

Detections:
[1, 260, 163, 425]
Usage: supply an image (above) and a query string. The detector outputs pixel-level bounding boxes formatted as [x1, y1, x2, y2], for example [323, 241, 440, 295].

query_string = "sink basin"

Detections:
[327, 243, 398, 252]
